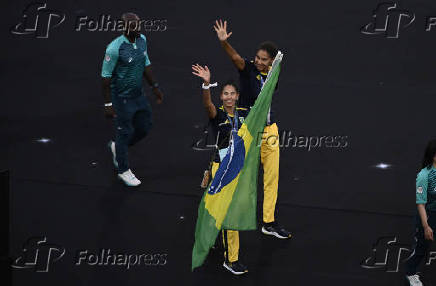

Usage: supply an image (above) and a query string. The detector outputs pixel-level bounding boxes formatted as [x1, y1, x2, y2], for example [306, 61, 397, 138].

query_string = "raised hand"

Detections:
[213, 19, 232, 41]
[192, 64, 211, 83]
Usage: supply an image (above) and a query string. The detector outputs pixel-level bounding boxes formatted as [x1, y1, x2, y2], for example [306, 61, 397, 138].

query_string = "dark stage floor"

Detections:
[3, 0, 436, 285]
[7, 176, 436, 286]
[4, 113, 436, 285]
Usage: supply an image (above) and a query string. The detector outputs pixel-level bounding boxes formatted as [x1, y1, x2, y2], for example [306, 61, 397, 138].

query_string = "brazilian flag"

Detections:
[192, 52, 283, 270]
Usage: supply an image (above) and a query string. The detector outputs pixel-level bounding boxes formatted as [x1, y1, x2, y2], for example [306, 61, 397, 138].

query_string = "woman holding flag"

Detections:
[213, 19, 291, 239]
[191, 51, 282, 274]
[192, 63, 249, 275]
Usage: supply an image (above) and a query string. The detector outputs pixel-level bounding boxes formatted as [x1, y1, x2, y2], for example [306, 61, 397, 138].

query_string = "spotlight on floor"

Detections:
[374, 163, 392, 169]
[35, 138, 51, 143]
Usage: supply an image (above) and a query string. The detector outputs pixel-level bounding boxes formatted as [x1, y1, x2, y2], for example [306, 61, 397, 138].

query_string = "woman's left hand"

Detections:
[192, 64, 211, 83]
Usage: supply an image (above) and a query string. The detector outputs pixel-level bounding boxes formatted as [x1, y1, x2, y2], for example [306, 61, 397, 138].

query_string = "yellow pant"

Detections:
[211, 162, 239, 263]
[210, 123, 280, 262]
[222, 230, 239, 263]
[260, 123, 280, 223]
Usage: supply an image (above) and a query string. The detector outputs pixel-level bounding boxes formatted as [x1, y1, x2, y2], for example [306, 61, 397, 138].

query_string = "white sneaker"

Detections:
[108, 140, 118, 169]
[118, 169, 141, 186]
[406, 274, 423, 286]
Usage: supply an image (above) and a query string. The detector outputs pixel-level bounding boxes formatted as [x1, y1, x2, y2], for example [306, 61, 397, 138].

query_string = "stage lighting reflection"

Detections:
[374, 163, 392, 169]
[35, 138, 51, 143]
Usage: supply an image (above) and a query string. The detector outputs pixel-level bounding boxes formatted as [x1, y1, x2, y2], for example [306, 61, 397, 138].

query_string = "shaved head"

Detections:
[122, 12, 141, 38]
[122, 12, 139, 22]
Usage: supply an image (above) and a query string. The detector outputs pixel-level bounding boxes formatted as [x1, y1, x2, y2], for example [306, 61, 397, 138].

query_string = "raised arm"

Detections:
[192, 64, 217, 119]
[213, 20, 245, 71]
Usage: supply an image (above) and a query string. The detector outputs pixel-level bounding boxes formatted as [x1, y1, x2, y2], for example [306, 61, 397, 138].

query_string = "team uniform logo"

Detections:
[105, 55, 111, 62]
[417, 187, 423, 194]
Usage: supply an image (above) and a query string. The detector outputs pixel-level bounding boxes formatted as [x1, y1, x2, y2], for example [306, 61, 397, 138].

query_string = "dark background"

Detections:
[1, 0, 436, 285]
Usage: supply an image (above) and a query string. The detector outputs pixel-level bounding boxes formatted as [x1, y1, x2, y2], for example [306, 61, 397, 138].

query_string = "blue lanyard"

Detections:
[222, 108, 238, 149]
[259, 74, 266, 87]
[225, 108, 239, 131]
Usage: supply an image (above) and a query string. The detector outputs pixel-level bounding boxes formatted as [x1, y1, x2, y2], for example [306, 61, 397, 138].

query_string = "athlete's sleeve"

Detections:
[141, 34, 151, 67]
[416, 170, 428, 204]
[238, 58, 252, 77]
[101, 43, 119, 78]
[238, 59, 258, 105]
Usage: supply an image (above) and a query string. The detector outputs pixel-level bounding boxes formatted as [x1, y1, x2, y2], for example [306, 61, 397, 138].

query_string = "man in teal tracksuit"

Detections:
[101, 12, 163, 186]
[405, 140, 436, 285]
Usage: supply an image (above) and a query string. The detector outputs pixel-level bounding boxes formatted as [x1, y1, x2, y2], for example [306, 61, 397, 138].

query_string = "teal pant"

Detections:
[406, 211, 436, 275]
[113, 95, 152, 173]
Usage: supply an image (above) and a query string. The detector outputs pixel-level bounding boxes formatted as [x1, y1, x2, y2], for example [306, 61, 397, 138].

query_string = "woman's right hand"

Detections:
[424, 225, 434, 241]
[192, 64, 211, 83]
[214, 19, 232, 42]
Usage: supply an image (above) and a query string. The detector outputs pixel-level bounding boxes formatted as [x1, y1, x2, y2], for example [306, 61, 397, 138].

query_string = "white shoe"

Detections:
[118, 169, 141, 186]
[222, 261, 248, 275]
[261, 223, 292, 239]
[406, 274, 423, 286]
[108, 140, 118, 169]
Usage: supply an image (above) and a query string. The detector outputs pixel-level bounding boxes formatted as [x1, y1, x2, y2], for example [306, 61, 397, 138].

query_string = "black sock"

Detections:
[263, 221, 276, 227]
